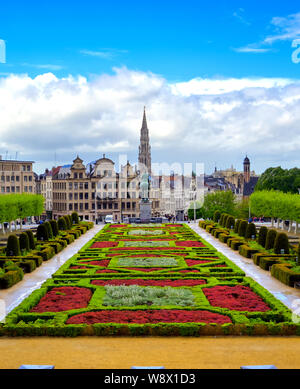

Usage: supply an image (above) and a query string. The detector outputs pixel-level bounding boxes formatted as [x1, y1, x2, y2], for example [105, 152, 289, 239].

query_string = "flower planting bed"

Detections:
[1, 223, 300, 337]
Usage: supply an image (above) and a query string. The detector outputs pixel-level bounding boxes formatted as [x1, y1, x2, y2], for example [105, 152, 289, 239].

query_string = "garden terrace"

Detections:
[1, 223, 299, 337]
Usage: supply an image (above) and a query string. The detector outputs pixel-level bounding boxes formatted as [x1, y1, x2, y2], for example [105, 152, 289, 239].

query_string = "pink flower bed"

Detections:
[91, 242, 118, 248]
[203, 285, 271, 311]
[176, 241, 205, 247]
[91, 279, 206, 287]
[30, 287, 92, 313]
[66, 309, 232, 324]
[185, 259, 212, 266]
[96, 269, 119, 273]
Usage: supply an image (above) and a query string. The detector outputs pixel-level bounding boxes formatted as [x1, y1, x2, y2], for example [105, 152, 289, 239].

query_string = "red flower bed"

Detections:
[203, 285, 271, 312]
[185, 259, 212, 266]
[91, 242, 118, 248]
[110, 247, 185, 251]
[107, 253, 187, 257]
[70, 265, 89, 269]
[96, 269, 119, 273]
[80, 260, 110, 267]
[120, 239, 175, 241]
[176, 269, 201, 273]
[66, 309, 232, 324]
[91, 279, 206, 287]
[30, 287, 92, 313]
[165, 224, 182, 227]
[176, 241, 205, 247]
[213, 264, 228, 268]
[109, 224, 127, 228]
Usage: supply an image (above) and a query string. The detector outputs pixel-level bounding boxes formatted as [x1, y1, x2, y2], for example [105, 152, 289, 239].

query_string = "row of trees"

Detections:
[0, 194, 44, 232]
[250, 190, 300, 232]
[255, 167, 300, 194]
[188, 191, 249, 220]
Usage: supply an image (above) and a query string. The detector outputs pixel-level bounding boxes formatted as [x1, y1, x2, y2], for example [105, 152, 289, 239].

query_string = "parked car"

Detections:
[104, 215, 114, 224]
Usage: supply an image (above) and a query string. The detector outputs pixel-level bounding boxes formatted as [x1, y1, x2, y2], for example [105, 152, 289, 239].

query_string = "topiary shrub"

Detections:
[225, 216, 235, 230]
[223, 214, 230, 227]
[67, 215, 73, 227]
[265, 229, 277, 250]
[63, 215, 71, 230]
[274, 232, 290, 255]
[238, 220, 248, 238]
[50, 220, 59, 237]
[19, 232, 30, 252]
[258, 226, 268, 248]
[219, 214, 226, 227]
[25, 230, 36, 250]
[36, 223, 49, 241]
[43, 221, 53, 240]
[234, 219, 241, 234]
[245, 222, 257, 240]
[58, 217, 67, 231]
[6, 234, 21, 256]
[71, 212, 80, 225]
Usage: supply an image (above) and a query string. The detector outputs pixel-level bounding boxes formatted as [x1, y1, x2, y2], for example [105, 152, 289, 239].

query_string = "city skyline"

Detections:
[1, 1, 300, 174]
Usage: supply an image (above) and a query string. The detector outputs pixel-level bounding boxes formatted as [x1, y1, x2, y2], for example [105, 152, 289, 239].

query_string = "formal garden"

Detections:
[1, 222, 299, 337]
[0, 196, 93, 289]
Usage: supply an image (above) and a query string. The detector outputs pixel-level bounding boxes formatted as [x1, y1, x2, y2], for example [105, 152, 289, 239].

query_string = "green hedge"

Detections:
[239, 245, 259, 259]
[271, 263, 300, 287]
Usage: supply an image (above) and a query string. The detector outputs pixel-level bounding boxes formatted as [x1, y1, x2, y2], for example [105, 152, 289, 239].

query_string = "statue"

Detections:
[140, 172, 149, 201]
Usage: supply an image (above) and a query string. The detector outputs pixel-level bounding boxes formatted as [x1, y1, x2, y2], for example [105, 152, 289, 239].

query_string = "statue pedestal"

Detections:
[139, 200, 152, 223]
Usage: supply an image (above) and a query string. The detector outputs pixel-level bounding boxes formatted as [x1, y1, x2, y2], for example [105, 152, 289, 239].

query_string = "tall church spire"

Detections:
[138, 106, 151, 175]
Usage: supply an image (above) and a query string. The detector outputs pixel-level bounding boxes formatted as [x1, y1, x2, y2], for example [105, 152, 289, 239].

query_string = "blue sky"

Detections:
[1, 0, 300, 81]
[1, 1, 300, 175]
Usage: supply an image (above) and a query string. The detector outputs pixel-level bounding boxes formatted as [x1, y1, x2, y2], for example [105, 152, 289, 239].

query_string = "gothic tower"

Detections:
[243, 155, 250, 183]
[138, 106, 151, 175]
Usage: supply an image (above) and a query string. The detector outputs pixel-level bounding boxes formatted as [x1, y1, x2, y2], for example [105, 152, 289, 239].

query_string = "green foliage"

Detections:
[0, 194, 44, 224]
[102, 285, 195, 307]
[225, 216, 235, 230]
[58, 217, 67, 231]
[250, 190, 300, 223]
[258, 226, 268, 248]
[265, 229, 277, 250]
[202, 190, 236, 219]
[49, 220, 59, 237]
[245, 223, 257, 240]
[71, 212, 79, 225]
[19, 232, 30, 252]
[234, 219, 241, 234]
[25, 230, 36, 250]
[6, 234, 21, 256]
[213, 210, 221, 223]
[43, 221, 53, 240]
[235, 198, 250, 219]
[274, 232, 290, 255]
[63, 216, 72, 230]
[255, 166, 300, 193]
[238, 220, 248, 238]
[36, 223, 49, 241]
[187, 203, 203, 220]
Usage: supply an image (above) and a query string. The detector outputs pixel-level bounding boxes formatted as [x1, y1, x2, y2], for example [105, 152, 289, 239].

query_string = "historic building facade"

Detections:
[0, 157, 36, 194]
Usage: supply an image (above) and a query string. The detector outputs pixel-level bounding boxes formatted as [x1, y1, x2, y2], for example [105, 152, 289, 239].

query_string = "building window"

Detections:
[114, 203, 118, 209]
[69, 193, 73, 200]
[85, 203, 89, 210]
[74, 183, 78, 190]
[69, 182, 72, 190]
[74, 173, 78, 179]
[74, 203, 78, 210]
[69, 204, 73, 211]
[92, 182, 95, 189]
[109, 203, 112, 209]
[127, 202, 131, 209]
[29, 186, 32, 192]
[79, 203, 83, 210]
[121, 192, 125, 198]
[85, 193, 88, 199]
[1, 187, 4, 193]
[84, 182, 88, 189]
[24, 176, 28, 182]
[6, 187, 10, 192]
[79, 193, 83, 200]
[6, 176, 10, 182]
[16, 186, 20, 193]
[92, 203, 95, 210]
[29, 176, 32, 182]
[11, 186, 15, 192]
[79, 182, 83, 189]
[11, 176, 14, 182]
[27, 165, 30, 171]
[1, 176, 4, 182]
[79, 173, 83, 179]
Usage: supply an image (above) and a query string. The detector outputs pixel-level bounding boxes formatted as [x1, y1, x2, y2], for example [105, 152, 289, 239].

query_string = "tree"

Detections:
[25, 230, 36, 250]
[213, 210, 221, 223]
[225, 216, 235, 230]
[238, 220, 248, 238]
[71, 212, 79, 225]
[44, 221, 53, 239]
[255, 167, 300, 193]
[36, 224, 49, 241]
[202, 191, 236, 219]
[58, 217, 67, 231]
[50, 220, 59, 237]
[6, 234, 21, 256]
[274, 232, 289, 254]
[19, 232, 30, 252]
[265, 229, 277, 250]
[245, 223, 257, 240]
[257, 226, 268, 248]
[235, 198, 250, 219]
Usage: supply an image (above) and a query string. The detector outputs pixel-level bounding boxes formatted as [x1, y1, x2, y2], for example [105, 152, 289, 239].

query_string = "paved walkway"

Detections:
[189, 223, 300, 311]
[0, 224, 103, 321]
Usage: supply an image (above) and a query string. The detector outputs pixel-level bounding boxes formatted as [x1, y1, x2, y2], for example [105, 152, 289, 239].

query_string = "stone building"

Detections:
[0, 157, 36, 194]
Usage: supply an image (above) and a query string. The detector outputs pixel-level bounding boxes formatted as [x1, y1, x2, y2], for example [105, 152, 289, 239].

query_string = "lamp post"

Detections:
[94, 190, 97, 224]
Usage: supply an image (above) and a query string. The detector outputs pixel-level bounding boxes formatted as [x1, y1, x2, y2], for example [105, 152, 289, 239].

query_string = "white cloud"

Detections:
[0, 67, 300, 174]
[80, 49, 128, 60]
[233, 46, 273, 53]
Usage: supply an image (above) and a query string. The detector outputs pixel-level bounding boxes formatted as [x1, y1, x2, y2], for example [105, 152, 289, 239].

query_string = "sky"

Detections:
[1, 0, 300, 174]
